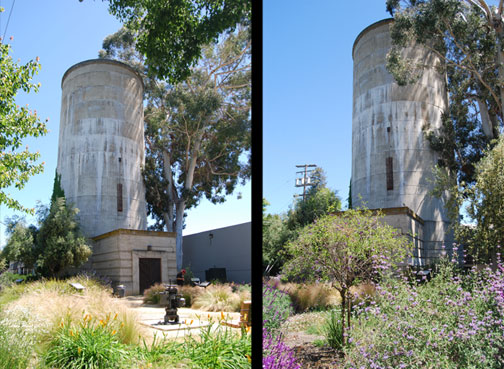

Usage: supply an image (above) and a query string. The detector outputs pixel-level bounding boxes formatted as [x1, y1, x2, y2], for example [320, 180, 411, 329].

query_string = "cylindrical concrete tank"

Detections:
[57, 59, 147, 238]
[351, 19, 451, 259]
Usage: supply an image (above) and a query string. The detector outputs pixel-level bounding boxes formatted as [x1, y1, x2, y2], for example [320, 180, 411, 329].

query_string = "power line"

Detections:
[294, 164, 317, 202]
[2, 0, 16, 41]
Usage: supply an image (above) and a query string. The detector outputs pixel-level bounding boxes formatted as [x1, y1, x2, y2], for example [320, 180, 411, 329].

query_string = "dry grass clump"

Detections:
[142, 283, 166, 304]
[178, 285, 204, 307]
[279, 282, 339, 313]
[271, 281, 376, 313]
[1, 280, 144, 348]
[191, 284, 241, 312]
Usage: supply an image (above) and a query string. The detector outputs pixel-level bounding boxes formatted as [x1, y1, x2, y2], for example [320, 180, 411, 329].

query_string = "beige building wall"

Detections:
[182, 222, 251, 284]
[379, 207, 425, 266]
[92, 229, 176, 295]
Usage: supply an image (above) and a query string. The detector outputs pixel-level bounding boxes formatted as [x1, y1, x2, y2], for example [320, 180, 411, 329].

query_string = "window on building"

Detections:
[117, 183, 123, 212]
[386, 157, 393, 191]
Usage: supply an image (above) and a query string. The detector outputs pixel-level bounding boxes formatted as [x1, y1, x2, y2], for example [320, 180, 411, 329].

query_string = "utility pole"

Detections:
[295, 164, 317, 202]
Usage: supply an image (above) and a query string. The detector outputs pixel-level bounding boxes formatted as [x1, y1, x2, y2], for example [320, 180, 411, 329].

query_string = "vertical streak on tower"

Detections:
[57, 59, 147, 238]
[351, 19, 451, 262]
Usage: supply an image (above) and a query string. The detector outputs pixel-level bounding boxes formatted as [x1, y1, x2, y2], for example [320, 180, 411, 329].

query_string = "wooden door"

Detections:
[139, 258, 161, 294]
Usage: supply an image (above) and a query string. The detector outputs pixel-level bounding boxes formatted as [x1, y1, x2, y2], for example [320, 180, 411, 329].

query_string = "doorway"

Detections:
[139, 258, 161, 294]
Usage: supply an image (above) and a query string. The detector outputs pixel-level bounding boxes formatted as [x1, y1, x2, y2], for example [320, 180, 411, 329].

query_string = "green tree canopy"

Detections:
[263, 169, 342, 275]
[0, 30, 48, 213]
[462, 135, 504, 263]
[283, 208, 411, 345]
[1, 218, 37, 269]
[35, 198, 92, 277]
[100, 25, 251, 269]
[287, 168, 341, 230]
[105, 0, 251, 83]
[262, 199, 294, 276]
[386, 0, 502, 187]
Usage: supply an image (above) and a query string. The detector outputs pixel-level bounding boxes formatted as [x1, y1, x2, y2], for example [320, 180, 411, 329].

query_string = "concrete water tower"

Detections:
[57, 59, 177, 295]
[57, 59, 147, 238]
[351, 19, 452, 264]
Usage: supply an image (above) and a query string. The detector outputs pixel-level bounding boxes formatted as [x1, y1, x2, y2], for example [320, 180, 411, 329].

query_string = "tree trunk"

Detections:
[175, 200, 186, 270]
[498, 38, 504, 125]
[477, 97, 495, 139]
[340, 288, 347, 346]
[347, 294, 352, 331]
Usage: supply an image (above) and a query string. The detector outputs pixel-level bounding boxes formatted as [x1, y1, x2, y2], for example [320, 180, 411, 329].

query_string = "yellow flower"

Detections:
[70, 330, 74, 337]
[243, 313, 248, 322]
[111, 330, 117, 335]
[189, 319, 193, 325]
[99, 320, 105, 326]
[78, 347, 82, 354]
[113, 313, 118, 320]
[246, 326, 251, 333]
[60, 322, 64, 328]
[246, 354, 251, 363]
[120, 322, 125, 328]
[220, 311, 224, 320]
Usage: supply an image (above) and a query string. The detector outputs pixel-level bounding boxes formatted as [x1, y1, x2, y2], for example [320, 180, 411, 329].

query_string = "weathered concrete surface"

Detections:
[351, 19, 453, 261]
[57, 59, 147, 238]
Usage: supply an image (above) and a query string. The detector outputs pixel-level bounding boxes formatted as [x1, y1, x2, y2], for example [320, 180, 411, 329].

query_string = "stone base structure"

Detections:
[91, 229, 177, 295]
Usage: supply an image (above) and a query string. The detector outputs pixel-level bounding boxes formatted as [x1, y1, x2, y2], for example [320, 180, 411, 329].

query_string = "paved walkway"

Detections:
[119, 296, 241, 340]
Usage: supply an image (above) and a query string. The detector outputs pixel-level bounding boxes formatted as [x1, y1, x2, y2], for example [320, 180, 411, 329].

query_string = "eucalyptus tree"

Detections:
[100, 26, 251, 269]
[386, 0, 504, 238]
[83, 0, 251, 83]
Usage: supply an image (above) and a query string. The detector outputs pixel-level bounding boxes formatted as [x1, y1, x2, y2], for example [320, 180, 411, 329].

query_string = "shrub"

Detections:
[192, 284, 241, 312]
[1, 279, 143, 348]
[178, 285, 204, 307]
[44, 315, 129, 369]
[345, 257, 504, 368]
[142, 283, 166, 304]
[263, 283, 293, 335]
[263, 328, 300, 369]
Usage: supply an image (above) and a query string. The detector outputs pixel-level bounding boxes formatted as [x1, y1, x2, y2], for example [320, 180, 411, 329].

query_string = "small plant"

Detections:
[263, 283, 293, 335]
[0, 318, 32, 369]
[44, 314, 129, 369]
[183, 266, 195, 285]
[263, 328, 300, 369]
[323, 308, 343, 350]
[142, 283, 166, 304]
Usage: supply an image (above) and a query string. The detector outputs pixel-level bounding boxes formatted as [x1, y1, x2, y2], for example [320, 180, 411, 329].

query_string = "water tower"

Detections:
[351, 19, 452, 264]
[57, 59, 147, 238]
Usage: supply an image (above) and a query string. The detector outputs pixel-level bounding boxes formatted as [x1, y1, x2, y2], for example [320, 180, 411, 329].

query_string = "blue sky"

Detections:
[263, 1, 391, 215]
[263, 0, 501, 219]
[0, 0, 250, 245]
